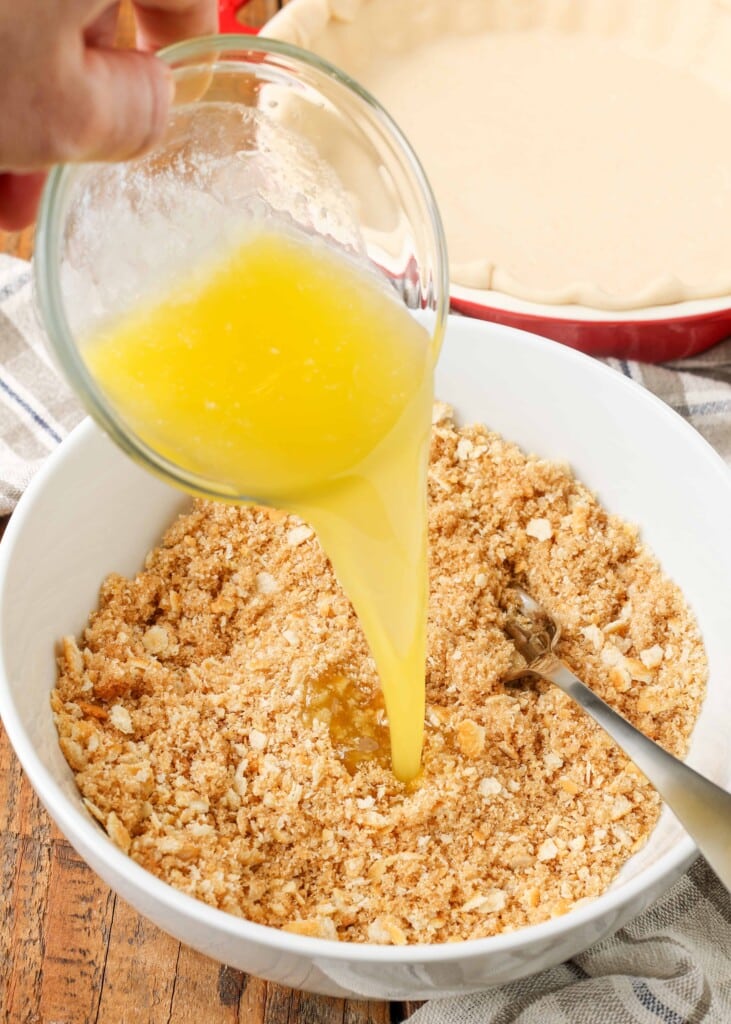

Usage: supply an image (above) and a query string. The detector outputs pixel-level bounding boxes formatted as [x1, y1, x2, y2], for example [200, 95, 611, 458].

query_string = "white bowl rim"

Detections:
[3, 315, 727, 965]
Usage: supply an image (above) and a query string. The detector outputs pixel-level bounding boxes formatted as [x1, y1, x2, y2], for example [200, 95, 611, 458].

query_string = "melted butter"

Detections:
[304, 674, 391, 774]
[84, 226, 436, 781]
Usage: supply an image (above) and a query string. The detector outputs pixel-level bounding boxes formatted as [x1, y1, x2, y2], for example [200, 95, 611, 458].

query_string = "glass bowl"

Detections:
[33, 33, 448, 500]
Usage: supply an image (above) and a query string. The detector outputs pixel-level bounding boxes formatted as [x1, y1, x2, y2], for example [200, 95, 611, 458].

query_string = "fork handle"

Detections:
[540, 655, 731, 892]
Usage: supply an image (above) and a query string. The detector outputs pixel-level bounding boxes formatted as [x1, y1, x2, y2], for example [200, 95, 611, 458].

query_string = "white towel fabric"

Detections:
[0, 255, 84, 513]
[2, 254, 731, 1022]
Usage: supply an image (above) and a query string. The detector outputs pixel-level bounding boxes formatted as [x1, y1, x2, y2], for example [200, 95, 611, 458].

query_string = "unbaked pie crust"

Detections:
[265, 0, 731, 311]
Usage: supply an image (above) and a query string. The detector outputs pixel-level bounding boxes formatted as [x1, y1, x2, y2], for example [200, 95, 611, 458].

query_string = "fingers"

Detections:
[133, 0, 218, 52]
[72, 47, 175, 161]
[62, 2, 219, 162]
[84, 3, 121, 47]
[0, 47, 173, 168]
[0, 172, 47, 231]
[0, 0, 218, 183]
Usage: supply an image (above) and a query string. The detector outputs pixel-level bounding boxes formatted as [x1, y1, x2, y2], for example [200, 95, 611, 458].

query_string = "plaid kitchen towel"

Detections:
[412, 859, 731, 1024]
[0, 255, 84, 513]
[2, 253, 731, 1021]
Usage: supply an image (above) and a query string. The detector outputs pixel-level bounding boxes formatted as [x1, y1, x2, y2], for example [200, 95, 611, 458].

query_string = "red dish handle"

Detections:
[218, 0, 258, 34]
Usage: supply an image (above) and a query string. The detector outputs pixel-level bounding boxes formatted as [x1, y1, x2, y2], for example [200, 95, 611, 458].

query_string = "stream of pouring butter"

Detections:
[84, 227, 435, 781]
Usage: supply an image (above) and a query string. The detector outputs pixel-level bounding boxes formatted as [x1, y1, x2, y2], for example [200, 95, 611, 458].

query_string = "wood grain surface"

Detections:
[0, 2, 423, 1021]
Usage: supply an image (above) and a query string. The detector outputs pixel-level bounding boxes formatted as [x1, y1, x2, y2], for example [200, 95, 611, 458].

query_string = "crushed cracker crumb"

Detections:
[52, 407, 706, 944]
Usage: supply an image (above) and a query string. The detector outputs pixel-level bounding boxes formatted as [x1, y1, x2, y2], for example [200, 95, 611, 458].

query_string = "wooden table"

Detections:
[0, 3, 422, 1020]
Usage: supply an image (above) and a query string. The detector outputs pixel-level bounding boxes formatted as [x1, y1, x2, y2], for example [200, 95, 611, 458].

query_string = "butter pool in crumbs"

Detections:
[53, 404, 706, 944]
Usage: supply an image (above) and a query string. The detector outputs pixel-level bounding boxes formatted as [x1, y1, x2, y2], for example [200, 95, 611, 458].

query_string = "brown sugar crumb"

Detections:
[52, 407, 707, 944]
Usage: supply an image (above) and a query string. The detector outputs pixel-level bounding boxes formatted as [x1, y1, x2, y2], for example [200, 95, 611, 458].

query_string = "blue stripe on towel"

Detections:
[632, 979, 687, 1024]
[0, 375, 62, 444]
[685, 399, 731, 418]
[0, 271, 31, 303]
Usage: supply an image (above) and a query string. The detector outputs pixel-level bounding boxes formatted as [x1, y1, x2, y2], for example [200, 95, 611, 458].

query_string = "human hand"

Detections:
[0, 1, 218, 230]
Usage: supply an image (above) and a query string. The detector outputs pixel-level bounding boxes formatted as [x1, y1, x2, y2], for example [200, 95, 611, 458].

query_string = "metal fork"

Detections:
[504, 585, 731, 892]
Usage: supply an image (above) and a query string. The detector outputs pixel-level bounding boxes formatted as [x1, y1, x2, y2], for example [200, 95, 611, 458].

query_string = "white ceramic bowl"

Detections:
[2, 315, 731, 999]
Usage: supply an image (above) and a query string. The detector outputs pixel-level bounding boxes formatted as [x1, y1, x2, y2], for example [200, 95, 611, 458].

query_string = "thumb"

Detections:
[70, 48, 175, 163]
